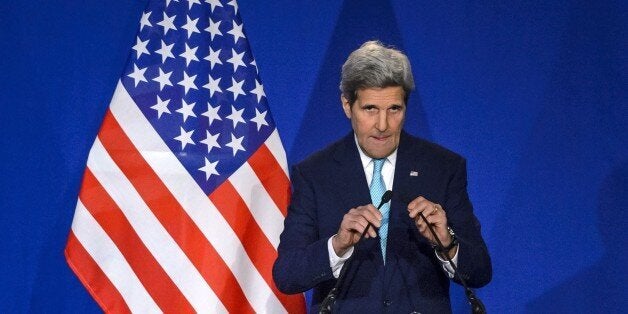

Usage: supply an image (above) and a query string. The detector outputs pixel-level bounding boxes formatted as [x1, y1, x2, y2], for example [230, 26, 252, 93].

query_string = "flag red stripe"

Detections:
[209, 182, 306, 312]
[80, 168, 195, 313]
[248, 144, 291, 217]
[65, 232, 132, 314]
[98, 110, 254, 313]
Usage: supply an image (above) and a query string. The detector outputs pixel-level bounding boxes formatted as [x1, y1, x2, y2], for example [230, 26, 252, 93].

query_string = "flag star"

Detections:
[226, 78, 246, 100]
[198, 157, 219, 180]
[250, 60, 258, 73]
[227, 48, 246, 72]
[151, 95, 171, 118]
[203, 74, 222, 97]
[165, 0, 179, 7]
[205, 18, 222, 40]
[204, 47, 222, 69]
[226, 105, 246, 129]
[132, 37, 150, 59]
[140, 11, 152, 30]
[176, 99, 197, 122]
[202, 102, 222, 125]
[227, 20, 245, 44]
[178, 71, 198, 95]
[200, 130, 221, 152]
[152, 68, 173, 91]
[251, 108, 269, 131]
[174, 127, 195, 150]
[181, 16, 200, 39]
[249, 79, 266, 103]
[155, 40, 175, 63]
[179, 43, 199, 66]
[127, 64, 147, 87]
[187, 0, 201, 10]
[225, 133, 245, 156]
[227, 0, 239, 14]
[157, 12, 177, 35]
[205, 0, 223, 12]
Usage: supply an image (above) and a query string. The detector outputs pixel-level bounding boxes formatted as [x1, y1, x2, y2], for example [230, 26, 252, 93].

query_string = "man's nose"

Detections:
[375, 111, 388, 132]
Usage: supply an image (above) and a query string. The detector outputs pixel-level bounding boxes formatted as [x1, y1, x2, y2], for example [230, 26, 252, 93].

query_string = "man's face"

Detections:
[342, 86, 406, 159]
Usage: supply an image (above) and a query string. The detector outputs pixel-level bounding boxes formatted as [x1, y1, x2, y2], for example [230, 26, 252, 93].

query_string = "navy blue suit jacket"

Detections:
[273, 131, 491, 313]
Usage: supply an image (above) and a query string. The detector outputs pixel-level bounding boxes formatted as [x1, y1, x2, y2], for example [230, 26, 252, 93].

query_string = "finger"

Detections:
[415, 216, 426, 230]
[351, 215, 378, 239]
[425, 212, 444, 225]
[362, 212, 382, 238]
[417, 220, 427, 234]
[357, 205, 382, 228]
[348, 215, 368, 232]
[423, 203, 440, 219]
[368, 224, 377, 238]
[408, 199, 433, 218]
[340, 212, 364, 234]
[426, 206, 447, 225]
[407, 196, 426, 210]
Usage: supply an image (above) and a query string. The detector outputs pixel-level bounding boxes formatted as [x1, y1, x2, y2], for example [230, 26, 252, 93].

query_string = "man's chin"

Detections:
[362, 147, 394, 159]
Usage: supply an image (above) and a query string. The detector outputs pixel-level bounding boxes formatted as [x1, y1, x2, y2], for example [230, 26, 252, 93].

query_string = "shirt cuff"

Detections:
[327, 235, 354, 278]
[435, 245, 459, 278]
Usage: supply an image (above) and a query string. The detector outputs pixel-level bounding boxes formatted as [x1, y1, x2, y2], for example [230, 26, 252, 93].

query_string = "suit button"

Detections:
[384, 299, 391, 306]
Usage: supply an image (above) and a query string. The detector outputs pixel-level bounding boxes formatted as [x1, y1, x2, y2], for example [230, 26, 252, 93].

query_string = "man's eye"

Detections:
[364, 106, 377, 112]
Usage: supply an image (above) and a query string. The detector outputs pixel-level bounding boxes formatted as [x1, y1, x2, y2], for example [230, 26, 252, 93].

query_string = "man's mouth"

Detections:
[371, 135, 390, 141]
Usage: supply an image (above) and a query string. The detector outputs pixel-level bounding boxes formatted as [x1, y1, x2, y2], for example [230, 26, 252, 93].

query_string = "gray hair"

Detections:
[340, 40, 415, 105]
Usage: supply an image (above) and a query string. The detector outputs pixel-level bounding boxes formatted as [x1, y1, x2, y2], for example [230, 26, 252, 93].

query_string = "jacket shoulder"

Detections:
[401, 132, 465, 165]
[293, 135, 352, 173]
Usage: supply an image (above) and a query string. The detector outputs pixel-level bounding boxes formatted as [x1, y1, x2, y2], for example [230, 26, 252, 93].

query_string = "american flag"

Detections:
[64, 0, 305, 312]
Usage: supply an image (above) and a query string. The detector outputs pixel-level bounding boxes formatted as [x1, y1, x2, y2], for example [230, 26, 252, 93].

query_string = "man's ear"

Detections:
[341, 95, 352, 119]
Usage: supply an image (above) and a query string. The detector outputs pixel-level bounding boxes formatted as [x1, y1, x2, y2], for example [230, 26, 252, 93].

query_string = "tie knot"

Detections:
[372, 158, 385, 174]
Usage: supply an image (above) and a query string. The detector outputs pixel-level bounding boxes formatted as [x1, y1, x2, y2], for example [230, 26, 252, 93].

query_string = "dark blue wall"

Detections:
[1, 0, 626, 312]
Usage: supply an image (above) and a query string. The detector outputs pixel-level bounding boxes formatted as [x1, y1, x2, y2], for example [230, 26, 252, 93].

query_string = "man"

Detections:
[273, 41, 491, 313]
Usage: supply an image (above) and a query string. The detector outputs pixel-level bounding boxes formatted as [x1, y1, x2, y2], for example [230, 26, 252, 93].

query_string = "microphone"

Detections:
[416, 210, 486, 314]
[319, 190, 393, 314]
[359, 190, 393, 237]
[380, 190, 394, 205]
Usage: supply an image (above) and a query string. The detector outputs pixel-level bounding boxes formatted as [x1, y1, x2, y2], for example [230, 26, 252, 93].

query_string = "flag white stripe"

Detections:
[71, 200, 161, 314]
[266, 130, 289, 176]
[88, 138, 225, 313]
[229, 161, 284, 249]
[108, 82, 286, 313]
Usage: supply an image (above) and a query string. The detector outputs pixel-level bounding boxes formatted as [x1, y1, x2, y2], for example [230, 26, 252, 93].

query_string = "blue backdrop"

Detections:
[1, 0, 626, 312]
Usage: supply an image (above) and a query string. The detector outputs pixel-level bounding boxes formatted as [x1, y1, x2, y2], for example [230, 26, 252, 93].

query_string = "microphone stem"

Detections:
[418, 213, 486, 314]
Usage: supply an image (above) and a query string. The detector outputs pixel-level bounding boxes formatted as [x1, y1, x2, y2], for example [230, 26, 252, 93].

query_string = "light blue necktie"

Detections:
[370, 158, 390, 263]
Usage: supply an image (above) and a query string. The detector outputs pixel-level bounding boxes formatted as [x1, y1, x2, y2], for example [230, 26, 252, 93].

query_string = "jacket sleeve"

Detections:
[444, 158, 492, 288]
[272, 165, 336, 294]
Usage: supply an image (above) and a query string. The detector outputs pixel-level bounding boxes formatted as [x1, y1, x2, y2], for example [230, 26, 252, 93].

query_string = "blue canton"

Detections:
[120, 0, 274, 195]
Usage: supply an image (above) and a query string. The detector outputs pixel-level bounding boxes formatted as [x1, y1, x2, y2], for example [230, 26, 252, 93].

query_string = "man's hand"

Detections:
[332, 204, 383, 256]
[407, 196, 457, 257]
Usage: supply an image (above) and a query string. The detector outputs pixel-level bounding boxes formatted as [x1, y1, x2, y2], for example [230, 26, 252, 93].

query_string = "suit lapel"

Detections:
[391, 131, 427, 205]
[331, 132, 372, 208]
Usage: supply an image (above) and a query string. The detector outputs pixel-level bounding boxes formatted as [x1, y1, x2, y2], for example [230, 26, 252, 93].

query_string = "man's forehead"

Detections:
[355, 87, 405, 104]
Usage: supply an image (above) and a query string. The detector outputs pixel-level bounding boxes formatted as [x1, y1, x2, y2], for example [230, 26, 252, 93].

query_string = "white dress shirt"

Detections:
[327, 138, 458, 278]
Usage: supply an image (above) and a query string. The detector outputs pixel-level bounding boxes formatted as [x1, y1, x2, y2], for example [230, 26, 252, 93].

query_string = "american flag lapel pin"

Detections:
[410, 171, 419, 176]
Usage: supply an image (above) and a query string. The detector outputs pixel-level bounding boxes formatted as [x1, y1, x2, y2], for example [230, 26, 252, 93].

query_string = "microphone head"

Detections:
[382, 190, 393, 203]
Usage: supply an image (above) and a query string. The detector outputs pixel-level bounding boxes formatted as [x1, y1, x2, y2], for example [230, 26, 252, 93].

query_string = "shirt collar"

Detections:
[353, 134, 398, 169]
